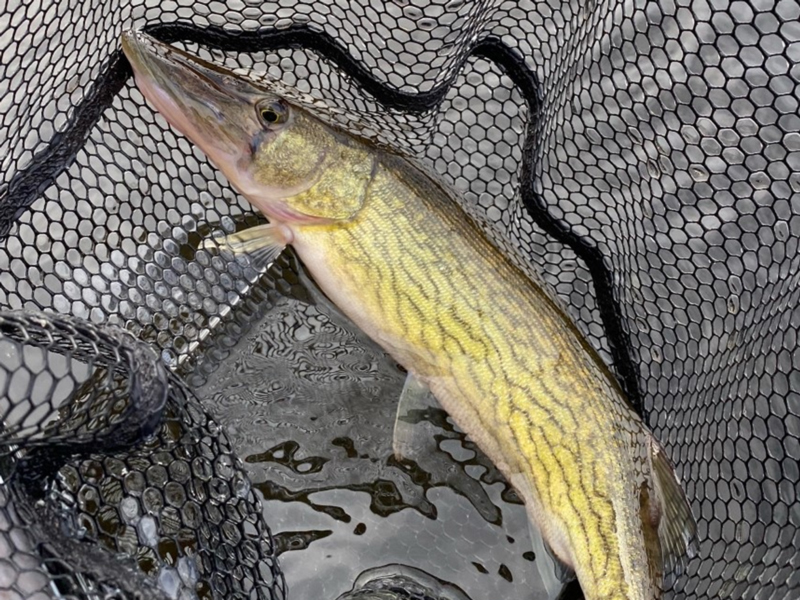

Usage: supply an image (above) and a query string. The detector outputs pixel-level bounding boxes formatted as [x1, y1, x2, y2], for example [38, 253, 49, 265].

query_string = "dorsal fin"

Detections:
[649, 437, 698, 581]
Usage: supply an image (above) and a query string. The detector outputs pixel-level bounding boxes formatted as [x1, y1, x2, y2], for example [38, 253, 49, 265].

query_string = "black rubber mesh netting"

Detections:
[0, 310, 284, 599]
[0, 0, 798, 599]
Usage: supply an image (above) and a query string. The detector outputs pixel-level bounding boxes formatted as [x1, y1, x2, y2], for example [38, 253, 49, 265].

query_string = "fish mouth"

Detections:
[120, 29, 333, 226]
[120, 29, 260, 170]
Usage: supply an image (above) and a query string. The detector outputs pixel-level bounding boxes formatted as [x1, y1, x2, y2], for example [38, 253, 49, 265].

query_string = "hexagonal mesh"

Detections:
[0, 311, 284, 600]
[0, 0, 798, 599]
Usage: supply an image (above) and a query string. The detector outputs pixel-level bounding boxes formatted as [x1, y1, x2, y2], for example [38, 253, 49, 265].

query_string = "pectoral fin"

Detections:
[202, 223, 288, 271]
[392, 373, 439, 462]
[649, 436, 698, 581]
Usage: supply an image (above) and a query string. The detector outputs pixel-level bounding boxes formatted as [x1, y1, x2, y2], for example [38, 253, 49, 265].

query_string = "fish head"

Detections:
[121, 29, 375, 225]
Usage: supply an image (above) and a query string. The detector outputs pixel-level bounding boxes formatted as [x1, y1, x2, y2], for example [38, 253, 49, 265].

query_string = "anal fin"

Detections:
[202, 223, 288, 271]
[510, 474, 576, 600]
[392, 373, 439, 462]
[529, 520, 577, 599]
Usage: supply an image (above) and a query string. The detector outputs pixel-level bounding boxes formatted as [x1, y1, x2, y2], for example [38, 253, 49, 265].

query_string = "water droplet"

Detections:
[120, 497, 140, 523]
[162, 348, 177, 367]
[750, 171, 770, 190]
[726, 331, 739, 350]
[220, 216, 236, 233]
[689, 165, 709, 182]
[790, 173, 800, 192]
[775, 221, 789, 241]
[158, 567, 181, 600]
[659, 155, 674, 176]
[177, 556, 199, 586]
[646, 159, 661, 179]
[446, 0, 465, 9]
[729, 276, 743, 295]
[137, 515, 158, 547]
[438, 41, 456, 56]
[419, 17, 437, 30]
[233, 473, 251, 498]
[560, 259, 577, 271]
[680, 125, 701, 145]
[727, 295, 740, 315]
[628, 126, 644, 145]
[586, 129, 602, 145]
[650, 346, 663, 363]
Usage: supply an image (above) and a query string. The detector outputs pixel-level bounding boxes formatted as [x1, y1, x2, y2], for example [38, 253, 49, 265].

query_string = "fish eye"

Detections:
[257, 99, 289, 127]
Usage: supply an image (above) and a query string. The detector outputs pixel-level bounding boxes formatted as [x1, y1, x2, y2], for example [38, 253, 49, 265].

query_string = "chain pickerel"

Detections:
[121, 30, 697, 600]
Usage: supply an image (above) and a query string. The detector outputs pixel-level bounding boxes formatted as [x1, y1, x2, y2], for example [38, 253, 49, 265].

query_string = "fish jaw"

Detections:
[121, 30, 255, 185]
[120, 29, 333, 226]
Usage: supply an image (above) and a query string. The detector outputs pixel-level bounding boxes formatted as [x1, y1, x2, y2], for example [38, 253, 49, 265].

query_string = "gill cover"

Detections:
[250, 104, 377, 222]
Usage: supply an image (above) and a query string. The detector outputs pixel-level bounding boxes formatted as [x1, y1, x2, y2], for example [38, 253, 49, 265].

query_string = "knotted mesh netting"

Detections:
[0, 311, 284, 599]
[0, 0, 798, 599]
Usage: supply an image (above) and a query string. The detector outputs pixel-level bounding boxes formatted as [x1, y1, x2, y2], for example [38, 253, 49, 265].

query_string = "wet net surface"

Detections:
[0, 311, 284, 600]
[0, 0, 798, 599]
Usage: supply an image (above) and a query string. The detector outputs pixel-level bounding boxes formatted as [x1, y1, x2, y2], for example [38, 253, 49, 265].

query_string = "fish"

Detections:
[120, 29, 698, 600]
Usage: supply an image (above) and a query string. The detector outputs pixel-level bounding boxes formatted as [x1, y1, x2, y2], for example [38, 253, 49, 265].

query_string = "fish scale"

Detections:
[292, 157, 655, 600]
[120, 29, 697, 600]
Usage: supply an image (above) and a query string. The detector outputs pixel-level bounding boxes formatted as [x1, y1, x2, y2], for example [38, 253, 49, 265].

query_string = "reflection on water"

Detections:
[335, 564, 472, 600]
[190, 251, 551, 600]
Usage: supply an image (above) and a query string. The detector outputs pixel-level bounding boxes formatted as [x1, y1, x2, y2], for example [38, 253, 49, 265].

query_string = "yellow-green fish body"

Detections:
[292, 153, 672, 600]
[121, 30, 697, 600]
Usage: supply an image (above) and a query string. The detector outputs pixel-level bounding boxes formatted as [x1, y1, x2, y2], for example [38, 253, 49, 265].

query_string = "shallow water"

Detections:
[191, 253, 550, 600]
